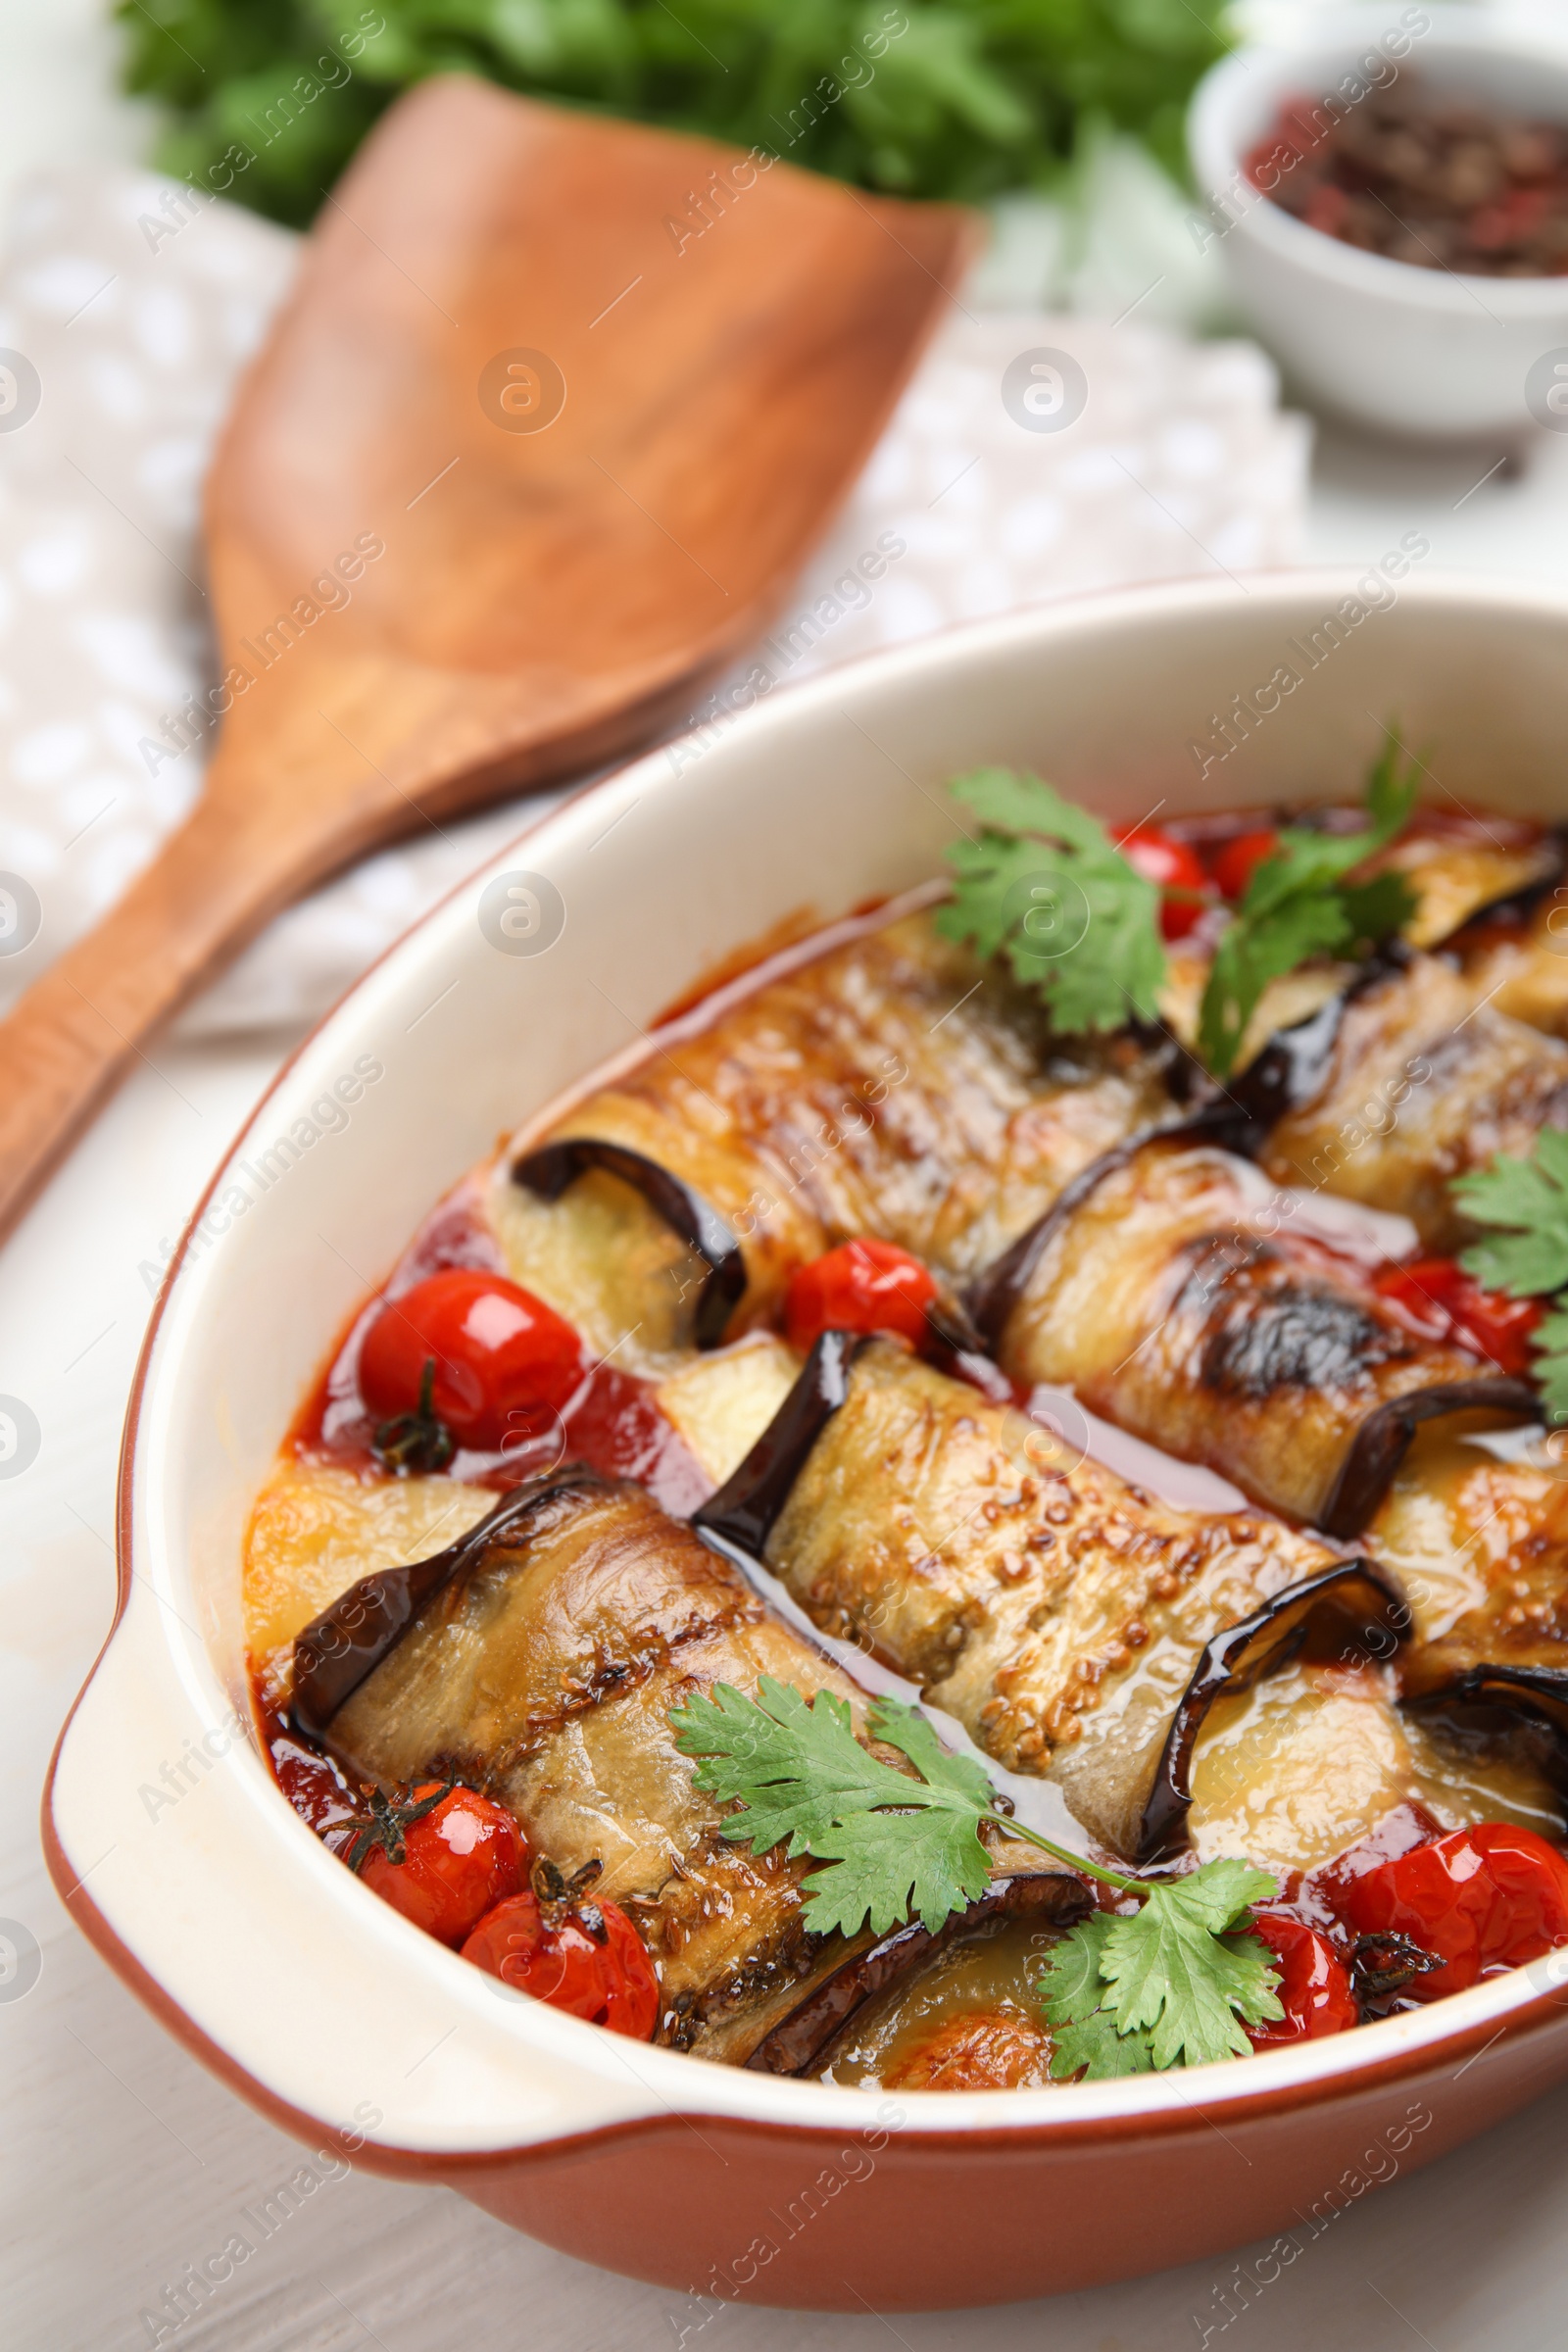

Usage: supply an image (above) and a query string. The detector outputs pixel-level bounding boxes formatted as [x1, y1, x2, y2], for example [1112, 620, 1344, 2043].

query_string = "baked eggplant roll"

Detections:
[1365, 1419, 1568, 1703]
[980, 1134, 1532, 1537]
[1457, 900, 1568, 1044]
[1369, 822, 1561, 955]
[290, 1467, 1084, 2063]
[498, 904, 1183, 1365]
[694, 1336, 1403, 1861]
[1250, 952, 1568, 1251]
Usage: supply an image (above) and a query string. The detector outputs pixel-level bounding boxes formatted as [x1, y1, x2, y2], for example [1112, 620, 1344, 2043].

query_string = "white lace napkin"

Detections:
[0, 167, 1310, 1038]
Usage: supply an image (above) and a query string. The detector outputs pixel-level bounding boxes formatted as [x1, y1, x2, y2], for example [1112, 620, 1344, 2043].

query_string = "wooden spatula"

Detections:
[0, 75, 974, 1238]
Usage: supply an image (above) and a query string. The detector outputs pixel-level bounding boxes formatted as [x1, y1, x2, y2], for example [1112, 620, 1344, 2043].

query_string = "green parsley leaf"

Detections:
[669, 1678, 993, 1933]
[1364, 727, 1422, 840]
[668, 1677, 899, 1858]
[1451, 1131, 1568, 1416]
[1096, 1860, 1282, 2069]
[937, 768, 1166, 1033]
[864, 1693, 999, 1812]
[1040, 1863, 1281, 2078]
[1040, 1912, 1155, 2080]
[670, 1679, 1282, 2068]
[1197, 734, 1421, 1079]
[799, 1805, 993, 1937]
[1338, 868, 1423, 951]
[1454, 1129, 1568, 1298]
[1199, 891, 1356, 1080]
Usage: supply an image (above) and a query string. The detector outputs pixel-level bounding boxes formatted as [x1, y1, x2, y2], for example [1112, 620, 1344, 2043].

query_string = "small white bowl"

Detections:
[1188, 6, 1568, 441]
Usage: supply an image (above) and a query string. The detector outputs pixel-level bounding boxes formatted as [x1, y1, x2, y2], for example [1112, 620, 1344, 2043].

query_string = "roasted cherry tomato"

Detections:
[1209, 828, 1280, 903]
[785, 1238, 939, 1353]
[1245, 1913, 1357, 2046]
[350, 1782, 525, 1947]
[359, 1269, 584, 1452]
[463, 1887, 660, 2039]
[1373, 1257, 1543, 1378]
[1111, 823, 1210, 940]
[1335, 1823, 1568, 1998]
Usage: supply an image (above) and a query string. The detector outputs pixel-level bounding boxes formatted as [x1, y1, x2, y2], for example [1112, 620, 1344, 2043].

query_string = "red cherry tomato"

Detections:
[784, 1238, 939, 1354]
[1111, 824, 1211, 940]
[359, 1269, 584, 1450]
[1373, 1257, 1543, 1378]
[355, 1783, 525, 1947]
[1336, 1823, 1568, 1998]
[463, 1889, 661, 2039]
[1245, 1913, 1357, 2046]
[1209, 828, 1280, 903]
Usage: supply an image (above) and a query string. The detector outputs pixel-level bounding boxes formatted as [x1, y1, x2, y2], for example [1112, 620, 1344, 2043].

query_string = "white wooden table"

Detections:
[10, 7, 1568, 2345]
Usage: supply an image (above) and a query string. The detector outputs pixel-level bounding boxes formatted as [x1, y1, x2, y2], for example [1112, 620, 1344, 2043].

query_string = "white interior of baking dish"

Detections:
[51, 571, 1568, 2155]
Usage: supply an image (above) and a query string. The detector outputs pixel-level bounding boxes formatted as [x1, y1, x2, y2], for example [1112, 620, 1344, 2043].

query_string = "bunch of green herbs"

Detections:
[117, 0, 1231, 229]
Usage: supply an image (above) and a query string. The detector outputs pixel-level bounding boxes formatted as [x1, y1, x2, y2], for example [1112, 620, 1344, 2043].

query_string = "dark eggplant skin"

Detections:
[1138, 1559, 1410, 1857]
[695, 1329, 867, 1557]
[986, 1135, 1527, 1534]
[1402, 1668, 1568, 1817]
[292, 1471, 598, 1740]
[1318, 1379, 1540, 1540]
[1223, 944, 1409, 1140]
[703, 1335, 1348, 1859]
[512, 1139, 747, 1348]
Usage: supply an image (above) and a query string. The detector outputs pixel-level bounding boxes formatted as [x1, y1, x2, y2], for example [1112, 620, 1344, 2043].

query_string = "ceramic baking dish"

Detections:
[46, 570, 1568, 2311]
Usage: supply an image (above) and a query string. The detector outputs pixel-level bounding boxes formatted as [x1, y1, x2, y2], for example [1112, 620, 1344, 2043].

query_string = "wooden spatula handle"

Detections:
[0, 797, 309, 1235]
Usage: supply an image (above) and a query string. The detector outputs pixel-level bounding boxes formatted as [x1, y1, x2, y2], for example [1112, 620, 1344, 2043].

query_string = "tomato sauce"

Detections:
[287, 1176, 708, 1516]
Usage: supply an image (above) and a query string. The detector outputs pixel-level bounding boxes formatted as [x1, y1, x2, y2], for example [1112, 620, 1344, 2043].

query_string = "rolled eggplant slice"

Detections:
[292, 1468, 1079, 2063]
[699, 1337, 1391, 1859]
[1140, 1562, 1409, 1855]
[989, 1136, 1528, 1533]
[1365, 1416, 1568, 1690]
[512, 1139, 747, 1348]
[1456, 900, 1568, 1044]
[1347, 1419, 1568, 1811]
[1358, 820, 1560, 955]
[298, 1472, 853, 2058]
[1248, 953, 1568, 1252]
[492, 906, 1184, 1361]
[1155, 823, 1562, 1080]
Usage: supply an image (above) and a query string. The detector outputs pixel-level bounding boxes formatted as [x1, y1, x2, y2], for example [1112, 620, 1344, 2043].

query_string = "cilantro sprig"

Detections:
[1038, 1855, 1281, 2074]
[937, 739, 1421, 1076]
[1453, 1130, 1568, 1418]
[669, 1677, 1282, 2076]
[1197, 736, 1422, 1079]
[937, 769, 1166, 1034]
